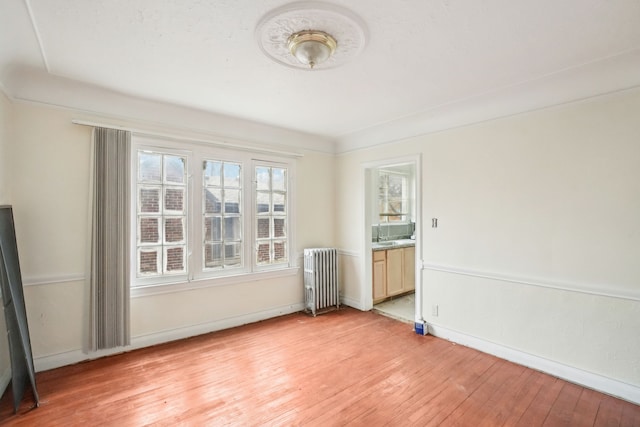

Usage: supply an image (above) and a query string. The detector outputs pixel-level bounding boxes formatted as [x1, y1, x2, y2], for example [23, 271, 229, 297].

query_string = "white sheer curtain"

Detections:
[89, 127, 131, 350]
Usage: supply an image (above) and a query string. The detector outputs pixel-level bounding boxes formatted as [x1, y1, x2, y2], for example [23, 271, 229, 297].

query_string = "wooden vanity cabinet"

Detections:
[372, 250, 387, 302]
[372, 246, 415, 303]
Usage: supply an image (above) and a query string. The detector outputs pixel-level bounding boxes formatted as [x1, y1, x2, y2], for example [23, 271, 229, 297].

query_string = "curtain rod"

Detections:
[71, 119, 304, 158]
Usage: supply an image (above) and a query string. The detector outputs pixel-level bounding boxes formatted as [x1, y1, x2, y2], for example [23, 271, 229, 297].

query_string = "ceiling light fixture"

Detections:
[287, 30, 337, 69]
[256, 2, 367, 71]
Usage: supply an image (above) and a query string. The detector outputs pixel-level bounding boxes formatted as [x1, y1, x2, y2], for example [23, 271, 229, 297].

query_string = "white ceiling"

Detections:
[2, 0, 640, 152]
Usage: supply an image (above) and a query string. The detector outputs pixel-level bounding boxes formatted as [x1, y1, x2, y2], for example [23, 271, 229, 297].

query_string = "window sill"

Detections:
[130, 266, 300, 298]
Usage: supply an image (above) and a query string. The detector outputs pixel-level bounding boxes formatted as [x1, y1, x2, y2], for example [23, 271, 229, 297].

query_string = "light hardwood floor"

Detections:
[1, 308, 638, 426]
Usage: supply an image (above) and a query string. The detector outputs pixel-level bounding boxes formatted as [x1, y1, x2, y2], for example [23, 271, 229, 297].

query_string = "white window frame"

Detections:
[201, 159, 244, 273]
[132, 144, 192, 287]
[253, 160, 291, 270]
[129, 135, 297, 296]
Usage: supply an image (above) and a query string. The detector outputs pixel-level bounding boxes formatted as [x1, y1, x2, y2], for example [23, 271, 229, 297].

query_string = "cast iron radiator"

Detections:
[303, 248, 340, 316]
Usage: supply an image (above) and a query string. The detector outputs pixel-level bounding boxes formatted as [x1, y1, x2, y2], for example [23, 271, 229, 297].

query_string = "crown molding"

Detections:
[334, 48, 640, 154]
[2, 66, 336, 155]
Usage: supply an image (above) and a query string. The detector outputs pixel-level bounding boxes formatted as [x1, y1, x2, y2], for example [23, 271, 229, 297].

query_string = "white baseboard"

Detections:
[341, 296, 365, 311]
[34, 303, 305, 372]
[428, 323, 640, 405]
[0, 367, 10, 398]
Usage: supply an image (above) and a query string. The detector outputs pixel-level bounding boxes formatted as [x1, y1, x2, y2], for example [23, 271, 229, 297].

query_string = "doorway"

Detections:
[362, 155, 422, 327]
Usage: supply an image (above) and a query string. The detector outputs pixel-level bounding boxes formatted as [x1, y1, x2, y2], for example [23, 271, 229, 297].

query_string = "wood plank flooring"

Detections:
[1, 308, 638, 426]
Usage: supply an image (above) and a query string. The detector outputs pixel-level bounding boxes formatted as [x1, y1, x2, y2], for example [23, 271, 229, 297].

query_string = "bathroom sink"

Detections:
[376, 242, 395, 246]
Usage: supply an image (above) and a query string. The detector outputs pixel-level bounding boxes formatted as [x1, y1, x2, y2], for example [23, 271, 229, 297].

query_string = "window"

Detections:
[378, 170, 408, 223]
[136, 151, 188, 276]
[131, 136, 295, 289]
[203, 160, 243, 270]
[255, 165, 288, 266]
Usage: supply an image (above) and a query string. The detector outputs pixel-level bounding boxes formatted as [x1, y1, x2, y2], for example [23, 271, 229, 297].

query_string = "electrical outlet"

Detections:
[432, 304, 439, 317]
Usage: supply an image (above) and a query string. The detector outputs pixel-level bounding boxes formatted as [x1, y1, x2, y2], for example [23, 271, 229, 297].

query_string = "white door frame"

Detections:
[361, 154, 423, 326]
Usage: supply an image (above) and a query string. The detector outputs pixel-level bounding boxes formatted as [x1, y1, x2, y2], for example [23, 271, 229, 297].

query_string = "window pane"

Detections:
[164, 218, 184, 243]
[202, 160, 244, 273]
[273, 193, 285, 213]
[165, 246, 185, 272]
[204, 216, 221, 241]
[224, 242, 242, 267]
[204, 243, 222, 268]
[139, 248, 160, 274]
[204, 189, 222, 214]
[273, 217, 285, 238]
[164, 187, 184, 212]
[224, 216, 241, 240]
[139, 152, 162, 182]
[256, 167, 270, 190]
[204, 161, 222, 187]
[272, 168, 286, 191]
[137, 149, 190, 280]
[256, 192, 270, 214]
[140, 188, 161, 213]
[165, 156, 185, 184]
[254, 165, 288, 268]
[139, 217, 160, 244]
[224, 189, 241, 214]
[388, 174, 403, 198]
[273, 241, 287, 262]
[257, 218, 270, 239]
[223, 163, 241, 188]
[257, 242, 270, 264]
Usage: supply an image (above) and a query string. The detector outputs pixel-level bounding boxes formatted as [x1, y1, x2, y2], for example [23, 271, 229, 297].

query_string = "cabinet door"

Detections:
[386, 248, 404, 296]
[403, 246, 415, 291]
[372, 251, 386, 302]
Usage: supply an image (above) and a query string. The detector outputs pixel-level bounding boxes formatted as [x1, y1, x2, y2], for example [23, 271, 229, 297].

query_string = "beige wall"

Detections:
[337, 88, 640, 388]
[0, 91, 10, 204]
[7, 101, 335, 366]
[0, 90, 11, 387]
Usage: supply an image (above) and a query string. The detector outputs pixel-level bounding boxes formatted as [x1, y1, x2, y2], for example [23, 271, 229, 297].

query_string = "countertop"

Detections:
[372, 239, 415, 251]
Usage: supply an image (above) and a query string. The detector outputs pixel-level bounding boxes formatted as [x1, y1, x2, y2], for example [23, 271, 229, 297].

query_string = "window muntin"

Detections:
[255, 166, 288, 266]
[136, 151, 187, 276]
[203, 160, 243, 270]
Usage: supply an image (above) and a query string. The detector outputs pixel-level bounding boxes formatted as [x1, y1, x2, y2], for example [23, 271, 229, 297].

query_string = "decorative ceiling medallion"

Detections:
[256, 1, 368, 70]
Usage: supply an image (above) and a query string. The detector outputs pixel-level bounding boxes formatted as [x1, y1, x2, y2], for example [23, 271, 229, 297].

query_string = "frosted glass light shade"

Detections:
[287, 31, 337, 69]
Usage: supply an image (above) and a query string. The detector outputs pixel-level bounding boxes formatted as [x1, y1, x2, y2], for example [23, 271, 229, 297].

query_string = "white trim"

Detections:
[340, 295, 366, 311]
[34, 302, 305, 372]
[338, 249, 359, 258]
[422, 263, 640, 302]
[334, 58, 640, 154]
[73, 119, 304, 158]
[0, 367, 11, 398]
[362, 155, 422, 317]
[22, 273, 85, 286]
[131, 267, 299, 298]
[428, 323, 640, 405]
